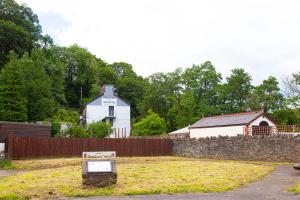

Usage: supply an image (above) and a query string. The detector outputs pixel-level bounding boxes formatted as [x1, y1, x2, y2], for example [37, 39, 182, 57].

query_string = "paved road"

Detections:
[71, 166, 300, 200]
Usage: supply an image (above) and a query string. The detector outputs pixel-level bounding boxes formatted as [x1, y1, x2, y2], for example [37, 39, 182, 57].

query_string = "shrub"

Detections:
[52, 108, 79, 124]
[51, 122, 61, 137]
[0, 160, 16, 169]
[87, 122, 112, 138]
[65, 125, 88, 138]
[132, 110, 167, 136]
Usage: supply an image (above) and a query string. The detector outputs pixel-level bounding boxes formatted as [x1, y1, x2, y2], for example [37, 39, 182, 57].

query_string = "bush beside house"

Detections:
[132, 110, 167, 136]
[63, 122, 112, 138]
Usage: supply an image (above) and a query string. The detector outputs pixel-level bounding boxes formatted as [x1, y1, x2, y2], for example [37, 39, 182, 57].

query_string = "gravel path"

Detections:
[0, 169, 26, 178]
[70, 166, 300, 200]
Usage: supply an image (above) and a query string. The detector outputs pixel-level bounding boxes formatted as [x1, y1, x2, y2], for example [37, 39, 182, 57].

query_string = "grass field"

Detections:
[0, 157, 274, 199]
[288, 182, 300, 194]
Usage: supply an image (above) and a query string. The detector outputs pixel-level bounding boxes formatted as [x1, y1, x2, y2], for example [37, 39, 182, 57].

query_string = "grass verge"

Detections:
[0, 160, 16, 170]
[0, 157, 273, 199]
[288, 183, 300, 194]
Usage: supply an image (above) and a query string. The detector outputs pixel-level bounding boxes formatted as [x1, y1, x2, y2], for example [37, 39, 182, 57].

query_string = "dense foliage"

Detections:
[87, 122, 112, 138]
[132, 110, 167, 136]
[63, 122, 112, 138]
[0, 0, 300, 136]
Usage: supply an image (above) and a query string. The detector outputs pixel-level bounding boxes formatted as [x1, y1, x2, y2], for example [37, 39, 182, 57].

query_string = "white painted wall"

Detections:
[110, 106, 131, 138]
[250, 116, 276, 126]
[190, 125, 245, 138]
[86, 105, 131, 138]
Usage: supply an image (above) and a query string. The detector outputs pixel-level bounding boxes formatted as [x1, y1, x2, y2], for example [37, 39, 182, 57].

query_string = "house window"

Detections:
[259, 121, 269, 126]
[109, 106, 114, 117]
[109, 118, 114, 125]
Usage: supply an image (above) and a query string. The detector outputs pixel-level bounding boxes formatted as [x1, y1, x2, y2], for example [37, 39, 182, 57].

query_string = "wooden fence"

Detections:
[7, 135, 173, 159]
[247, 125, 300, 136]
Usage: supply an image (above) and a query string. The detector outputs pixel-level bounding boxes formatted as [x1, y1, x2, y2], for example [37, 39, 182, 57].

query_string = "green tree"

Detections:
[17, 54, 54, 121]
[0, 0, 43, 66]
[115, 77, 145, 118]
[284, 72, 300, 107]
[51, 122, 61, 137]
[222, 68, 253, 113]
[175, 90, 198, 128]
[58, 45, 100, 107]
[132, 110, 167, 136]
[182, 61, 222, 116]
[0, 55, 27, 121]
[2, 53, 55, 121]
[271, 109, 300, 125]
[31, 47, 66, 105]
[110, 62, 137, 79]
[87, 122, 112, 138]
[52, 109, 79, 124]
[246, 76, 285, 112]
[65, 125, 88, 138]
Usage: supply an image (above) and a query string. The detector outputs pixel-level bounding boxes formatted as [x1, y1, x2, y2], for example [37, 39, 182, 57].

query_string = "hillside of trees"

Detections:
[1, 0, 300, 134]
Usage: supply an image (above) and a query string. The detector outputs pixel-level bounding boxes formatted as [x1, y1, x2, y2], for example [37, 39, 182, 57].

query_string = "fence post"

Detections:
[7, 131, 14, 160]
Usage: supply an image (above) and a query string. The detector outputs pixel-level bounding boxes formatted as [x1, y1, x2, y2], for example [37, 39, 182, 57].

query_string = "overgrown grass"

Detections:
[0, 157, 274, 199]
[11, 156, 289, 170]
[0, 160, 16, 169]
[288, 183, 300, 194]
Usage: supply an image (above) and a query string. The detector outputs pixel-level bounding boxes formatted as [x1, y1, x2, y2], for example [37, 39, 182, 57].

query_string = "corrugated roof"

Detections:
[190, 111, 264, 128]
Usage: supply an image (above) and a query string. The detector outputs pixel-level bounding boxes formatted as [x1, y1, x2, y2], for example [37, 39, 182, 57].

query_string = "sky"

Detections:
[16, 0, 300, 85]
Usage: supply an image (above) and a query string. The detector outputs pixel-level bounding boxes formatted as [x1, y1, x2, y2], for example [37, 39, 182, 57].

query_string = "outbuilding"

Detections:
[189, 111, 276, 138]
[168, 126, 190, 139]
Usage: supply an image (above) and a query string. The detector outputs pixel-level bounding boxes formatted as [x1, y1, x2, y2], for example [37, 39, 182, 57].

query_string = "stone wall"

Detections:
[172, 135, 300, 162]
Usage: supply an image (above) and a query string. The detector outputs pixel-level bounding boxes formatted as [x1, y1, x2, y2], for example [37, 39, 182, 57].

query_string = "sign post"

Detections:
[82, 151, 117, 187]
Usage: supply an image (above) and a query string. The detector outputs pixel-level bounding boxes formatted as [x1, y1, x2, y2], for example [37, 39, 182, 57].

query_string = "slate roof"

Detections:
[190, 111, 265, 128]
[87, 84, 130, 106]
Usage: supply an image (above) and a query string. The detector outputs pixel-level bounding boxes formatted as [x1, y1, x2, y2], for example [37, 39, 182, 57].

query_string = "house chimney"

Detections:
[103, 84, 115, 98]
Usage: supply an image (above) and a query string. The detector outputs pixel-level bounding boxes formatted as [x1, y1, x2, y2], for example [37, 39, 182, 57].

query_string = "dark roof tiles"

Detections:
[190, 111, 264, 128]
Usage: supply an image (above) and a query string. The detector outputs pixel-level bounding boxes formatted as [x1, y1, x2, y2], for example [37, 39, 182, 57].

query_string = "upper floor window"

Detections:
[109, 106, 114, 116]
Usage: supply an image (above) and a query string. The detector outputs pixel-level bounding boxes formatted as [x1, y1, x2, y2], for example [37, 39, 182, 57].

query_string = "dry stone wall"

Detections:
[172, 135, 300, 162]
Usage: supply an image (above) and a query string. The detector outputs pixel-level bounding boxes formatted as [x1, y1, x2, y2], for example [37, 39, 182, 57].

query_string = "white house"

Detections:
[81, 84, 131, 138]
[189, 111, 277, 138]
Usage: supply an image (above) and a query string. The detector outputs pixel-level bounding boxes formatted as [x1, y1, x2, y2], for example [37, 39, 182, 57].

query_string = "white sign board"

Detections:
[82, 151, 116, 160]
[87, 161, 112, 172]
[102, 98, 117, 106]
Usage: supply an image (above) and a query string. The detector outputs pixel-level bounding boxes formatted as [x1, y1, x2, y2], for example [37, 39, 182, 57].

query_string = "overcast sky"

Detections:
[16, 0, 300, 85]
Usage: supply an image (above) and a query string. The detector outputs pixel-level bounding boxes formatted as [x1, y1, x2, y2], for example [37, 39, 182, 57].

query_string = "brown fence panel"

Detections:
[7, 136, 173, 159]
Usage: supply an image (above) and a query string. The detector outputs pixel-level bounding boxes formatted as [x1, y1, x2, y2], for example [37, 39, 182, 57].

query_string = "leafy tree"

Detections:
[110, 62, 137, 79]
[97, 59, 116, 85]
[0, 55, 27, 121]
[271, 109, 300, 125]
[115, 77, 145, 118]
[51, 122, 61, 137]
[1, 53, 55, 121]
[0, 0, 43, 66]
[17, 54, 54, 121]
[58, 45, 100, 107]
[132, 110, 167, 136]
[52, 108, 79, 124]
[175, 90, 198, 128]
[283, 72, 300, 107]
[222, 68, 253, 113]
[182, 61, 222, 116]
[31, 48, 66, 105]
[87, 122, 112, 138]
[65, 125, 89, 138]
[246, 76, 285, 112]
